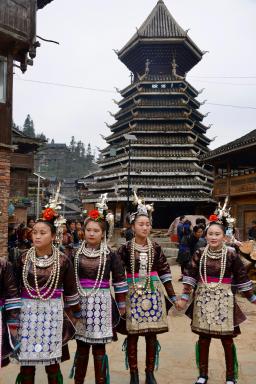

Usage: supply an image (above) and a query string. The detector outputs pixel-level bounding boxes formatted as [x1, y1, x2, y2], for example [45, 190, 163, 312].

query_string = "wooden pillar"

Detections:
[0, 55, 13, 258]
[0, 149, 11, 258]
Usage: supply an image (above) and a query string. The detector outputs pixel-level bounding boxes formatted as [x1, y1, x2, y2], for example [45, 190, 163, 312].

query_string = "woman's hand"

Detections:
[175, 299, 187, 311]
[119, 307, 126, 317]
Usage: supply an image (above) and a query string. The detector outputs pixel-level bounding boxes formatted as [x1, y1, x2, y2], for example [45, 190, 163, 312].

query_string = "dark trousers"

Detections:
[198, 335, 236, 380]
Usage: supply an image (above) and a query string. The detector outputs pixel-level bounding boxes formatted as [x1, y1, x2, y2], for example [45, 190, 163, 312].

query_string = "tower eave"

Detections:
[118, 38, 202, 75]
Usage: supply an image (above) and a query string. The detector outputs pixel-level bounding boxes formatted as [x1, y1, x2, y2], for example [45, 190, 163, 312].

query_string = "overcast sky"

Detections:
[13, 0, 256, 151]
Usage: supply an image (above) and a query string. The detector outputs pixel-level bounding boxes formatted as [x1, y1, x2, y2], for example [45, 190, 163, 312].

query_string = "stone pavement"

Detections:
[2, 265, 256, 384]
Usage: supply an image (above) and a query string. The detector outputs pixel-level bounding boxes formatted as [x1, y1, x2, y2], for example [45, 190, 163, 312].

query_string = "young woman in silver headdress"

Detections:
[71, 200, 128, 384]
[15, 207, 80, 384]
[177, 218, 256, 384]
[117, 194, 178, 384]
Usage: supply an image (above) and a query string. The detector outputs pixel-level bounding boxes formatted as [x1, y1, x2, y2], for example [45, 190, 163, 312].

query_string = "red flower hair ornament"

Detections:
[42, 207, 58, 222]
[88, 209, 104, 222]
[209, 214, 219, 222]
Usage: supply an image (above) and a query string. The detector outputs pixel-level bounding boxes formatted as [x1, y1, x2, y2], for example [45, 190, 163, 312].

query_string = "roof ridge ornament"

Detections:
[171, 57, 185, 80]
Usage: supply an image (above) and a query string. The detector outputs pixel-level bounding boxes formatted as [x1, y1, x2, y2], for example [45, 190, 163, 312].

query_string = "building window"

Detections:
[0, 56, 7, 104]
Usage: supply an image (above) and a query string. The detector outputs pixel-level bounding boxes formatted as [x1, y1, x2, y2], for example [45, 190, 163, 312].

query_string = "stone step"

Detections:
[163, 248, 178, 258]
[167, 257, 178, 266]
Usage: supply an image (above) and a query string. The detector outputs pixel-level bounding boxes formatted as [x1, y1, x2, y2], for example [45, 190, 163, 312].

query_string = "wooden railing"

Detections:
[214, 174, 256, 197]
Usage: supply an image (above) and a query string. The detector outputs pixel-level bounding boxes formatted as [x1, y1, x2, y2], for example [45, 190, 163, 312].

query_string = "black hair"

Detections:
[179, 215, 185, 221]
[133, 213, 150, 224]
[35, 219, 57, 234]
[125, 213, 131, 224]
[195, 218, 206, 225]
[205, 221, 225, 234]
[193, 225, 204, 233]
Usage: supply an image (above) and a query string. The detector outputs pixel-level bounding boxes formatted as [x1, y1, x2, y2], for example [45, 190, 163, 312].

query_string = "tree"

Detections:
[86, 143, 92, 157]
[23, 114, 35, 137]
[70, 136, 76, 152]
[80, 142, 85, 158]
[36, 132, 48, 141]
[12, 121, 21, 130]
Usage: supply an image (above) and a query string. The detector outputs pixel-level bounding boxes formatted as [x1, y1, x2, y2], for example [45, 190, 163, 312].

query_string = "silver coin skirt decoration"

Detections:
[75, 289, 113, 344]
[17, 298, 63, 365]
[192, 282, 234, 335]
[126, 278, 168, 334]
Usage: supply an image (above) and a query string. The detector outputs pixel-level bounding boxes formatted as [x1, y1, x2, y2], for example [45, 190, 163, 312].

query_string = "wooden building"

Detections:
[86, 0, 214, 228]
[9, 128, 41, 224]
[0, 0, 54, 258]
[202, 129, 256, 240]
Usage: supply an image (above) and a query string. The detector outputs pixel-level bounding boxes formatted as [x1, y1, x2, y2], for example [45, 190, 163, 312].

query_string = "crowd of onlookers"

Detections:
[174, 216, 207, 280]
[8, 218, 85, 261]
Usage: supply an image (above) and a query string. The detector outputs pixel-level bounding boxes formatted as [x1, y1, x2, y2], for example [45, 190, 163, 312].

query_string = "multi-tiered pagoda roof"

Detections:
[86, 0, 214, 227]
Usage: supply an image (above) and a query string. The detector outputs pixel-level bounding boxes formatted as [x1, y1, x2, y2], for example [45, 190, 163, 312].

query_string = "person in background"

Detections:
[25, 217, 36, 246]
[195, 218, 206, 231]
[68, 220, 80, 246]
[8, 224, 19, 263]
[177, 215, 186, 244]
[123, 214, 134, 242]
[76, 222, 85, 243]
[188, 225, 207, 257]
[248, 220, 256, 240]
[61, 223, 74, 258]
[176, 219, 192, 281]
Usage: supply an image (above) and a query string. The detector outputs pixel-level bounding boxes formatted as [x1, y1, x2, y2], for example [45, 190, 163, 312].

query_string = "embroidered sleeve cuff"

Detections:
[5, 298, 22, 311]
[160, 273, 172, 284]
[168, 295, 177, 303]
[234, 281, 253, 292]
[64, 293, 80, 307]
[181, 294, 190, 302]
[117, 301, 126, 309]
[6, 319, 20, 326]
[113, 281, 128, 294]
[182, 276, 197, 288]
[249, 294, 256, 303]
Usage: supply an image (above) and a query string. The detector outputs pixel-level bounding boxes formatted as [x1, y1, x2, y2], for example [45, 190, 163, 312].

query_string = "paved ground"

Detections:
[2, 265, 256, 383]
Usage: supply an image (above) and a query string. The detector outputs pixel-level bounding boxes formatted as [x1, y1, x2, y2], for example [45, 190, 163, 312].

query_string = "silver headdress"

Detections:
[87, 193, 114, 242]
[44, 182, 66, 245]
[129, 191, 154, 224]
[209, 197, 236, 237]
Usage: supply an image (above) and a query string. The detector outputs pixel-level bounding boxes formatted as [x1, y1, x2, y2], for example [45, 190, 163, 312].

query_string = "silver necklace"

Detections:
[199, 244, 227, 291]
[23, 245, 61, 301]
[74, 240, 109, 297]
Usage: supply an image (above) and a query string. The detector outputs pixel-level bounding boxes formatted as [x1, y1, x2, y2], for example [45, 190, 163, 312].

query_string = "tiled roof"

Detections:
[37, 0, 54, 9]
[119, 0, 186, 54]
[202, 129, 256, 160]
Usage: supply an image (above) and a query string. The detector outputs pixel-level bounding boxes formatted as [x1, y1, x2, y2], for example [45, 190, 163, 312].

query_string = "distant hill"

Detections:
[35, 142, 98, 179]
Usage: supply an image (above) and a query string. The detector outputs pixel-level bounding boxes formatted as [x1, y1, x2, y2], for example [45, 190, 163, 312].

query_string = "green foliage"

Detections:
[36, 132, 48, 141]
[36, 136, 98, 179]
[23, 114, 35, 137]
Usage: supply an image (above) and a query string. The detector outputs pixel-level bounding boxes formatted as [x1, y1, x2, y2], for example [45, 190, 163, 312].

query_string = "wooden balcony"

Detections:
[10, 152, 34, 170]
[214, 174, 256, 197]
[0, 0, 36, 60]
